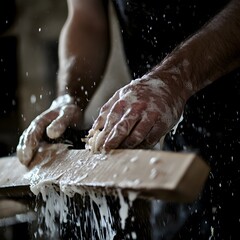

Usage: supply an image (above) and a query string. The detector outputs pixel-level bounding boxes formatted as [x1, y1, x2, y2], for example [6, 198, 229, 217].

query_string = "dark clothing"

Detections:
[112, 0, 240, 239]
[112, 0, 229, 77]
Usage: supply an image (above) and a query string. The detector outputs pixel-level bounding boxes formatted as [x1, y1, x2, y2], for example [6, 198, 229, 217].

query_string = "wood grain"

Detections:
[0, 143, 210, 202]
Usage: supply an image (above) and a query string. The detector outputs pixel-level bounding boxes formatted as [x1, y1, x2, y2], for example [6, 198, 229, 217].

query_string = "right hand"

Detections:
[87, 75, 186, 153]
[17, 94, 83, 166]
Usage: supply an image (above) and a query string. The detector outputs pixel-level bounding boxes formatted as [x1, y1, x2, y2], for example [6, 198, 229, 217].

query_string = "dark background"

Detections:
[0, 0, 67, 157]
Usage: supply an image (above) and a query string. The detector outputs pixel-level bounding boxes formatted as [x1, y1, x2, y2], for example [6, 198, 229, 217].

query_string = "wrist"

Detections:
[146, 55, 194, 103]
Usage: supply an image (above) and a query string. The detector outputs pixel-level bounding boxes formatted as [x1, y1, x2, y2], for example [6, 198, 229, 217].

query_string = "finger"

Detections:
[94, 99, 127, 151]
[17, 119, 48, 165]
[92, 90, 120, 131]
[46, 105, 79, 139]
[104, 113, 139, 151]
[101, 103, 150, 151]
[17, 129, 34, 166]
[17, 111, 59, 165]
[138, 122, 168, 149]
[119, 111, 159, 148]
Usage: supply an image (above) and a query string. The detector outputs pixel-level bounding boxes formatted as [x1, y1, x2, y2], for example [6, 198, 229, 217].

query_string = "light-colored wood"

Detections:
[0, 143, 210, 202]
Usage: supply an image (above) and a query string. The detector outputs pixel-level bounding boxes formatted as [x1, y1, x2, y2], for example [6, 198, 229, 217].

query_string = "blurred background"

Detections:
[0, 0, 131, 158]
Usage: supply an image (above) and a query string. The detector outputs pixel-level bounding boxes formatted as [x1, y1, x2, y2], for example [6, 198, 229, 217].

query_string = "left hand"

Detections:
[86, 75, 186, 152]
[17, 94, 83, 166]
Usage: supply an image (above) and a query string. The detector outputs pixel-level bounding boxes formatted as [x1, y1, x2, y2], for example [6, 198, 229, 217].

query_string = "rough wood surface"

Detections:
[0, 143, 210, 202]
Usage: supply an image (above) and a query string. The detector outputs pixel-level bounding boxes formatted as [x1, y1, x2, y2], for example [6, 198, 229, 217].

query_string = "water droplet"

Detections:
[30, 95, 36, 104]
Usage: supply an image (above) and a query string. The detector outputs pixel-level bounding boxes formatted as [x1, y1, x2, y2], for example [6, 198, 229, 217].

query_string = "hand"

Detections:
[17, 94, 83, 166]
[87, 75, 186, 152]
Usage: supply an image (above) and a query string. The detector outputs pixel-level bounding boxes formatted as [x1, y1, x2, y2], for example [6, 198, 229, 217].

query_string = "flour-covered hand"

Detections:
[87, 75, 186, 152]
[17, 94, 83, 166]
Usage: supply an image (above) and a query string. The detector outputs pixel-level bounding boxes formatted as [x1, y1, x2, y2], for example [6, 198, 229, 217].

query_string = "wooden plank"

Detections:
[0, 143, 210, 202]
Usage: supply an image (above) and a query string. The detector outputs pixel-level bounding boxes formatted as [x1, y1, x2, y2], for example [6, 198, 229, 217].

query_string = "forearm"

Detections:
[149, 0, 240, 101]
[57, 0, 110, 110]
